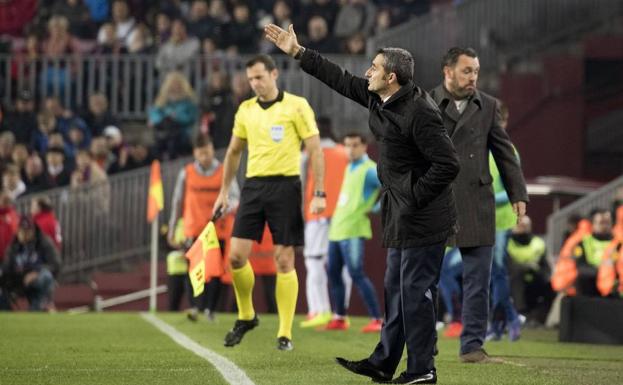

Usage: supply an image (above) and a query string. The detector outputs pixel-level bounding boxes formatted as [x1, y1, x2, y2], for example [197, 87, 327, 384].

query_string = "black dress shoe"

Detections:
[377, 370, 437, 384]
[334, 357, 392, 382]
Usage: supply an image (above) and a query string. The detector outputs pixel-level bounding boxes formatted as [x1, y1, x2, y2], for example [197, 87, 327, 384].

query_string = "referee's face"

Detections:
[246, 63, 279, 101]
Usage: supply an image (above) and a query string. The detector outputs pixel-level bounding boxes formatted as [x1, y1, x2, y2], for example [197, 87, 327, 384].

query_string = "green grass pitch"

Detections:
[1, 312, 622, 384]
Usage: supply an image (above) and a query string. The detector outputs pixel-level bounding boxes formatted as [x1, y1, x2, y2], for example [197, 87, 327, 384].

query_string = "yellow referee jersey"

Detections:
[233, 91, 319, 177]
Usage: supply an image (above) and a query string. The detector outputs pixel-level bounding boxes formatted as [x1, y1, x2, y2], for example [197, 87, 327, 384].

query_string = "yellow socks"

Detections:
[232, 262, 255, 320]
[276, 270, 298, 339]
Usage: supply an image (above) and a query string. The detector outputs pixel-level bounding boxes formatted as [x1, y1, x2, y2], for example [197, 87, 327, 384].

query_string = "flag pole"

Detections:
[149, 216, 158, 312]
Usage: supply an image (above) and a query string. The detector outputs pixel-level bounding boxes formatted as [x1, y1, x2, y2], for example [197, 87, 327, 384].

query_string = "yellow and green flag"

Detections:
[185, 221, 222, 297]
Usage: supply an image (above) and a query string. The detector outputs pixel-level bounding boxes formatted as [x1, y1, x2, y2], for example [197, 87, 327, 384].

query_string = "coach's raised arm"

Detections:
[266, 23, 461, 384]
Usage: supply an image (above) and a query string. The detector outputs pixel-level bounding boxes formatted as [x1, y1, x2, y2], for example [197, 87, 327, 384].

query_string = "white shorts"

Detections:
[303, 219, 330, 258]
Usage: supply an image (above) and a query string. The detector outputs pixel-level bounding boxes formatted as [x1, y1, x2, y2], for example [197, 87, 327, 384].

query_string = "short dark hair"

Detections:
[246, 54, 277, 72]
[193, 134, 213, 149]
[343, 132, 367, 144]
[376, 47, 414, 86]
[442, 47, 478, 69]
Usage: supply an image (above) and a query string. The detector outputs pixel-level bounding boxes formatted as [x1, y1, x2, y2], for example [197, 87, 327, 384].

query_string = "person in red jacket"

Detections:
[30, 196, 62, 251]
[0, 192, 19, 262]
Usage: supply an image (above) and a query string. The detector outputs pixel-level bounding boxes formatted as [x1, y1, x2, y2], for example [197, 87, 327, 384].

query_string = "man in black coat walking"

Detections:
[430, 47, 528, 363]
[265, 24, 460, 384]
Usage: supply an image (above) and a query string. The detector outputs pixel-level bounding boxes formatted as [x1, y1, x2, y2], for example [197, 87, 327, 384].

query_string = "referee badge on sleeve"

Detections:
[270, 125, 285, 142]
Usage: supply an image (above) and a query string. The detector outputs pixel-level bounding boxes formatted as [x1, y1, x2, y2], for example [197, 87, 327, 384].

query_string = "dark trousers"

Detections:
[368, 241, 445, 375]
[168, 275, 222, 312]
[459, 246, 493, 355]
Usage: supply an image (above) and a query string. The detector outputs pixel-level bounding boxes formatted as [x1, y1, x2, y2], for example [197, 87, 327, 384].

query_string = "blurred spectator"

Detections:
[102, 125, 128, 174]
[1, 216, 61, 311]
[43, 96, 90, 144]
[507, 215, 553, 325]
[31, 196, 62, 251]
[10, 34, 40, 85]
[82, 93, 119, 137]
[47, 133, 74, 166]
[208, 0, 230, 26]
[231, 71, 252, 106]
[373, 7, 394, 36]
[24, 155, 49, 194]
[11, 144, 29, 172]
[0, 0, 37, 36]
[333, 0, 376, 39]
[67, 124, 91, 159]
[186, 0, 217, 41]
[343, 32, 366, 55]
[155, 19, 200, 73]
[148, 71, 198, 159]
[95, 22, 125, 54]
[44, 147, 71, 187]
[0, 192, 19, 262]
[304, 0, 339, 34]
[155, 12, 172, 46]
[0, 132, 16, 175]
[3, 166, 26, 202]
[574, 209, 614, 296]
[257, 0, 292, 54]
[42, 15, 75, 57]
[84, 0, 110, 24]
[306, 15, 340, 53]
[70, 149, 110, 214]
[201, 71, 234, 153]
[127, 23, 153, 54]
[51, 0, 95, 39]
[116, 140, 153, 172]
[225, 4, 258, 54]
[7, 90, 37, 145]
[90, 135, 115, 172]
[97, 0, 137, 48]
[71, 149, 107, 188]
[41, 15, 76, 97]
[32, 113, 57, 154]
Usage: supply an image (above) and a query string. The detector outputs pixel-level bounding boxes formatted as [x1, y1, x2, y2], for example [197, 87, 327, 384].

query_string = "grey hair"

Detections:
[376, 47, 414, 85]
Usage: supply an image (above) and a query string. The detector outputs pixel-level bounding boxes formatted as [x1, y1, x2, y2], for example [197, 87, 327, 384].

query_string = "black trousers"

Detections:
[168, 274, 222, 312]
[459, 246, 493, 355]
[368, 240, 445, 375]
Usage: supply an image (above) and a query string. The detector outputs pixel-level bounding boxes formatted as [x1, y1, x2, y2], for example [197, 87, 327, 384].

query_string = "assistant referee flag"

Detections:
[147, 160, 164, 223]
[185, 220, 222, 297]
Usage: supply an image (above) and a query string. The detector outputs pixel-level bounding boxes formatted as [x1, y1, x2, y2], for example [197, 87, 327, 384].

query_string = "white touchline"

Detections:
[141, 313, 256, 385]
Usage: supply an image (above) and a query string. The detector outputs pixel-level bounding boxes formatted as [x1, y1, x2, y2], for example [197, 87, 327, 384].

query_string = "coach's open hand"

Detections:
[265, 24, 301, 58]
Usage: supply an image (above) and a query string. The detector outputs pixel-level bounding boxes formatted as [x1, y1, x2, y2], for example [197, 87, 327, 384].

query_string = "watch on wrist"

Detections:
[313, 190, 326, 198]
[294, 46, 306, 60]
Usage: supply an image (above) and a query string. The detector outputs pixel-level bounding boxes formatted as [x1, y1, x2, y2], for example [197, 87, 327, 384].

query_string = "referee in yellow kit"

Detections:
[214, 54, 326, 351]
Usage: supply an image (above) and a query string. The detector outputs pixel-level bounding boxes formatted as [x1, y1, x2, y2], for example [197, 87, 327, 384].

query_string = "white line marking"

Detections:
[141, 313, 255, 385]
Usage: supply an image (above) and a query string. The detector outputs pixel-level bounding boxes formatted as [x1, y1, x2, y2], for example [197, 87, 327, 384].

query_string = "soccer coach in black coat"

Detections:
[266, 24, 460, 384]
[430, 47, 529, 363]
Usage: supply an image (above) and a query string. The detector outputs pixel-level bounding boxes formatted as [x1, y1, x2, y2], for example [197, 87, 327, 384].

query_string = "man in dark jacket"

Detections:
[0, 216, 61, 311]
[429, 47, 528, 363]
[266, 24, 460, 384]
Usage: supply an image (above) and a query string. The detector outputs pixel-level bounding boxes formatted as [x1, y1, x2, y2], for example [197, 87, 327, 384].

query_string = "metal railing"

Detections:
[0, 53, 370, 132]
[369, 0, 623, 89]
[546, 174, 623, 260]
[14, 157, 190, 281]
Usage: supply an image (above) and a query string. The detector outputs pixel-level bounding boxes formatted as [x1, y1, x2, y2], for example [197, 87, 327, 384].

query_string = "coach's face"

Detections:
[444, 54, 479, 99]
[365, 54, 391, 94]
[246, 63, 278, 100]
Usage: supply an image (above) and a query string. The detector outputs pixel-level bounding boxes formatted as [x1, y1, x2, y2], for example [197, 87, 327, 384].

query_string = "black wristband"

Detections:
[294, 46, 306, 60]
[313, 190, 326, 198]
